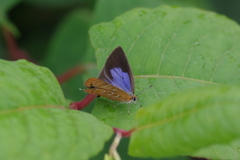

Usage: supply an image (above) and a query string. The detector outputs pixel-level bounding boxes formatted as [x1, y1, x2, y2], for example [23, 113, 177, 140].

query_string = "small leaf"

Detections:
[0, 0, 20, 35]
[129, 85, 240, 159]
[89, 5, 240, 130]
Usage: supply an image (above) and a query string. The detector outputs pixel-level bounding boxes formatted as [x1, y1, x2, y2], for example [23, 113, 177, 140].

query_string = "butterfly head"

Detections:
[131, 95, 137, 102]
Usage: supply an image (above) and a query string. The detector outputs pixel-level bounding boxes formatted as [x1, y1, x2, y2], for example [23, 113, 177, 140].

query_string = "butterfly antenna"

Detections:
[136, 85, 153, 96]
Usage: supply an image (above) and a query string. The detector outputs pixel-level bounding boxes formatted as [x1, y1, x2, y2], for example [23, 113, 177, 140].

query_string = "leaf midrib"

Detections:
[134, 101, 233, 133]
[135, 75, 222, 85]
[0, 105, 65, 115]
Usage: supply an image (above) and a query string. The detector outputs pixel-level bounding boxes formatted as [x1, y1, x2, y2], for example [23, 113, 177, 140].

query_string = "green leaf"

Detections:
[89, 5, 240, 130]
[0, 59, 65, 109]
[0, 0, 20, 35]
[0, 60, 113, 159]
[193, 139, 240, 159]
[0, 108, 113, 160]
[129, 85, 240, 159]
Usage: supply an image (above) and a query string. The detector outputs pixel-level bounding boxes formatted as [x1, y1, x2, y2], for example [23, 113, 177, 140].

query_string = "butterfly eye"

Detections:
[132, 96, 137, 101]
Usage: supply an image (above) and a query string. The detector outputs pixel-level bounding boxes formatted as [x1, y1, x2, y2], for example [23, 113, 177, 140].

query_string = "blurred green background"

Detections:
[0, 0, 239, 159]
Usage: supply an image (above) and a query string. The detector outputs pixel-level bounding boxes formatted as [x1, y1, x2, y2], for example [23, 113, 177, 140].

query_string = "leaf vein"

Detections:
[171, 79, 181, 92]
[135, 75, 222, 85]
[135, 102, 223, 132]
[210, 46, 236, 82]
[127, 18, 160, 54]
[157, 25, 184, 75]
[0, 105, 65, 115]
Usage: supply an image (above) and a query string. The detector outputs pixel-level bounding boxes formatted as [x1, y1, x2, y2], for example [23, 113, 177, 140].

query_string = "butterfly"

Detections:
[83, 46, 137, 104]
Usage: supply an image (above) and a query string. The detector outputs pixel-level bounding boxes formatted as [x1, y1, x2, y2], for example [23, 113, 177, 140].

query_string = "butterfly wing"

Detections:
[84, 77, 133, 102]
[98, 46, 134, 96]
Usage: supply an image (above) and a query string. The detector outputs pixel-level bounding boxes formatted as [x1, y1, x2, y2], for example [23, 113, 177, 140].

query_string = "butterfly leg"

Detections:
[113, 102, 121, 108]
[112, 102, 124, 114]
[135, 100, 142, 107]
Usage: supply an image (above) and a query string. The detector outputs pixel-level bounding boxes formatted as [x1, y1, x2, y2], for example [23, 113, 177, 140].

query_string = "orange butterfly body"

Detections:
[84, 77, 136, 102]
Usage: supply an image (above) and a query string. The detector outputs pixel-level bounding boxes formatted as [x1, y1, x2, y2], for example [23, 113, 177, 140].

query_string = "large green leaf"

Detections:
[129, 85, 240, 159]
[0, 59, 113, 160]
[89, 5, 240, 131]
[90, 2, 214, 159]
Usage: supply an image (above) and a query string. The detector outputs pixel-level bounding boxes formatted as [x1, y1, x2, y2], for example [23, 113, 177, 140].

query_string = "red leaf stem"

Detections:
[69, 94, 96, 110]
[112, 127, 136, 138]
[57, 63, 96, 84]
[2, 27, 34, 62]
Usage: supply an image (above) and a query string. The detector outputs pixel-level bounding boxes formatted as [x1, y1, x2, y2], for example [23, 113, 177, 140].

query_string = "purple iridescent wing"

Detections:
[98, 46, 134, 95]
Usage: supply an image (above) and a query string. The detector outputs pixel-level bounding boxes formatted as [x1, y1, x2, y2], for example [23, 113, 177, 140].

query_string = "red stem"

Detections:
[112, 127, 136, 138]
[57, 63, 96, 84]
[2, 27, 34, 62]
[69, 94, 96, 110]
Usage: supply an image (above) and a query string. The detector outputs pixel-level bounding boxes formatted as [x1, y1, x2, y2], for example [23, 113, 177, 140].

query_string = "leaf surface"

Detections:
[0, 60, 113, 160]
[89, 5, 240, 131]
[193, 139, 240, 159]
[0, 59, 65, 109]
[129, 85, 240, 159]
